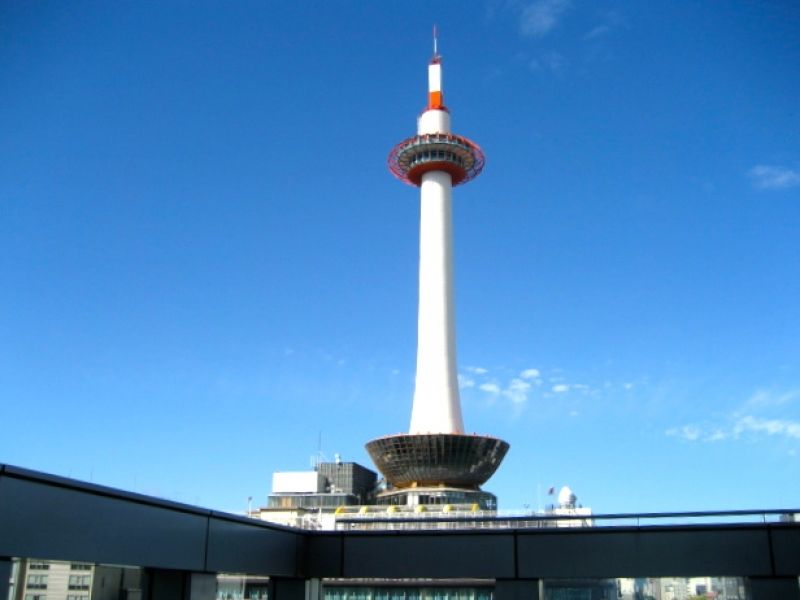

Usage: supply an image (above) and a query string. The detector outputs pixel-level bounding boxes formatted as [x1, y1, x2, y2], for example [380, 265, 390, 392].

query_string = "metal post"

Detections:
[146, 569, 188, 600]
[748, 577, 800, 600]
[0, 558, 12, 600]
[188, 574, 216, 600]
[144, 570, 217, 600]
[495, 579, 541, 600]
[271, 578, 307, 600]
[305, 578, 322, 600]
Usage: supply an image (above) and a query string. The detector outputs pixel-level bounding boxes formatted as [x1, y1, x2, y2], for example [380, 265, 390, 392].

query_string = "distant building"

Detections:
[317, 460, 376, 503]
[252, 459, 377, 529]
[656, 576, 745, 600]
[12, 560, 93, 600]
[544, 578, 617, 600]
[617, 577, 659, 600]
[548, 485, 593, 527]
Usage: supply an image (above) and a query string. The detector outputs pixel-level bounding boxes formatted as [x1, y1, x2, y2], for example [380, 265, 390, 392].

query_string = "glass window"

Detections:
[26, 574, 48, 589]
[544, 577, 746, 600]
[69, 574, 91, 590]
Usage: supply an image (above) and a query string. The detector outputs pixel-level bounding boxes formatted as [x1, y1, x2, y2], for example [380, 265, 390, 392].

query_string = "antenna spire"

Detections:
[432, 25, 439, 61]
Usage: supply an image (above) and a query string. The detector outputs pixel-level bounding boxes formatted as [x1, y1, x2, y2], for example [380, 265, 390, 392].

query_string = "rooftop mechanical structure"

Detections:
[366, 32, 509, 509]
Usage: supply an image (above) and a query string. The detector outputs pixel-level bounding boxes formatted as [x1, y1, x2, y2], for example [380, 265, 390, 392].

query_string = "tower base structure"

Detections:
[375, 486, 498, 511]
[365, 433, 509, 510]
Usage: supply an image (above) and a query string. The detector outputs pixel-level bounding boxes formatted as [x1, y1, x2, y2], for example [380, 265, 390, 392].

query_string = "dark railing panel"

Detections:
[304, 533, 343, 578]
[635, 528, 772, 577]
[518, 530, 635, 578]
[0, 467, 208, 570]
[517, 527, 773, 578]
[771, 527, 800, 575]
[2, 463, 799, 583]
[0, 559, 11, 600]
[0, 464, 303, 576]
[206, 513, 301, 577]
[342, 532, 515, 579]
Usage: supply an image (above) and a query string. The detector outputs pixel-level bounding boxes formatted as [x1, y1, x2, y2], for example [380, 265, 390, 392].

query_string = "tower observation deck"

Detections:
[366, 33, 509, 509]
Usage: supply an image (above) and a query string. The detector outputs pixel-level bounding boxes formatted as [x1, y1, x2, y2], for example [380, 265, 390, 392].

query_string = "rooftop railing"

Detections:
[2, 463, 799, 600]
[333, 508, 799, 531]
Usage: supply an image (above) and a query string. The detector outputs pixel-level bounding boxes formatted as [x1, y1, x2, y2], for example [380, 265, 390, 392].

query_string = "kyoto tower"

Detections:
[366, 32, 509, 509]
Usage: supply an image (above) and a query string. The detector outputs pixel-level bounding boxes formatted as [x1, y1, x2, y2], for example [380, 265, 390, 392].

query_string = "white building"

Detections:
[13, 560, 93, 600]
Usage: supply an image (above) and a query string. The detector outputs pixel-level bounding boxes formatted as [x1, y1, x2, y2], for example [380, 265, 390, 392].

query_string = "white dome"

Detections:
[558, 485, 577, 507]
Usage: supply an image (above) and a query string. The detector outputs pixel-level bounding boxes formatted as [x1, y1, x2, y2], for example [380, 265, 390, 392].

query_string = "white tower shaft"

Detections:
[409, 61, 465, 435]
[410, 168, 464, 434]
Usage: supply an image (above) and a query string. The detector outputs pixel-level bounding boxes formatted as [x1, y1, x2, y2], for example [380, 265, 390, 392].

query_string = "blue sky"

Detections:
[1, 1, 798, 514]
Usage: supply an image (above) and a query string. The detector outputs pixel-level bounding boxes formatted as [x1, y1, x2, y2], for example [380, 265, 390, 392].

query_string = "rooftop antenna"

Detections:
[310, 430, 327, 469]
[432, 24, 440, 61]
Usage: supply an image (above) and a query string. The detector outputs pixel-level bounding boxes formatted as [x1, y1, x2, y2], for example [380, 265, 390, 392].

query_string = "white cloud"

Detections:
[666, 425, 701, 441]
[745, 390, 771, 407]
[744, 389, 800, 409]
[682, 426, 701, 441]
[509, 378, 530, 390]
[734, 415, 800, 440]
[503, 378, 531, 404]
[707, 430, 728, 442]
[584, 11, 622, 40]
[552, 383, 569, 393]
[465, 366, 489, 375]
[520, 368, 541, 380]
[584, 25, 610, 39]
[623, 382, 634, 390]
[458, 375, 475, 389]
[530, 51, 567, 73]
[666, 388, 800, 445]
[748, 165, 800, 190]
[520, 0, 571, 37]
[479, 382, 501, 394]
[473, 375, 533, 405]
